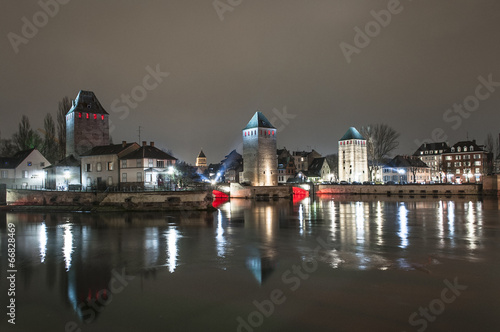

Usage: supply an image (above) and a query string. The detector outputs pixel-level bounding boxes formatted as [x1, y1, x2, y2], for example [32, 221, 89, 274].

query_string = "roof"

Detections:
[80, 143, 138, 156]
[122, 146, 177, 160]
[67, 90, 109, 115]
[0, 148, 36, 169]
[385, 155, 429, 168]
[340, 127, 365, 141]
[45, 154, 81, 168]
[244, 112, 275, 130]
[197, 150, 206, 158]
[445, 140, 485, 153]
[413, 142, 449, 156]
[307, 157, 327, 177]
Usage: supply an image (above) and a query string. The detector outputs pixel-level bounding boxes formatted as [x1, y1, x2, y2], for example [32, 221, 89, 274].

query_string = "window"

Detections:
[146, 174, 152, 182]
[40, 162, 45, 167]
[27, 162, 32, 166]
[87, 177, 91, 186]
[445, 156, 452, 160]
[136, 159, 142, 167]
[474, 154, 481, 159]
[107, 162, 113, 171]
[456, 169, 460, 174]
[463, 147, 467, 152]
[96, 162, 102, 172]
[121, 160, 127, 168]
[86, 113, 89, 119]
[107, 177, 113, 186]
[451, 147, 455, 152]
[148, 159, 154, 167]
[456, 155, 461, 160]
[447, 162, 451, 167]
[474, 161, 481, 166]
[1, 170, 8, 178]
[457, 147, 461, 152]
[86, 164, 92, 172]
[93, 114, 97, 120]
[137, 172, 142, 182]
[78, 112, 82, 118]
[475, 168, 480, 174]
[101, 115, 105, 120]
[157, 160, 164, 168]
[122, 173, 127, 182]
[454, 162, 461, 167]
[464, 155, 470, 160]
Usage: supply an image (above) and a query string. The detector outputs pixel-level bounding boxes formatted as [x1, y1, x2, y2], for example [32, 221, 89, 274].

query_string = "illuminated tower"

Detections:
[338, 127, 368, 183]
[66, 90, 110, 158]
[242, 112, 278, 186]
[196, 150, 207, 167]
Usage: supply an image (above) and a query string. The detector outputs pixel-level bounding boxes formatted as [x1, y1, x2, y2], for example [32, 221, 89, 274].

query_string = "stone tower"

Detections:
[242, 112, 278, 186]
[196, 150, 207, 167]
[66, 90, 110, 158]
[338, 127, 368, 183]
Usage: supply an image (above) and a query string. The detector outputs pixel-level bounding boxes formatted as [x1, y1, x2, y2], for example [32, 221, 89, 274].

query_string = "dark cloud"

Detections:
[1, 0, 499, 163]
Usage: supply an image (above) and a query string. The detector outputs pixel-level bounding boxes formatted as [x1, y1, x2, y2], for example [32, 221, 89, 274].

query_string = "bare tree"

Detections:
[12, 115, 42, 151]
[42, 113, 58, 163]
[0, 131, 16, 156]
[57, 96, 71, 158]
[360, 124, 400, 181]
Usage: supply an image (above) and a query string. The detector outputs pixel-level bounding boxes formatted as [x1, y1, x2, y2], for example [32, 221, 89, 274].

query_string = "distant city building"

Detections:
[292, 150, 322, 172]
[302, 157, 335, 183]
[220, 150, 242, 183]
[0, 148, 50, 189]
[383, 155, 431, 183]
[241, 112, 278, 186]
[442, 140, 493, 183]
[277, 148, 295, 184]
[80, 141, 140, 190]
[66, 90, 110, 158]
[338, 127, 368, 183]
[120, 141, 177, 189]
[413, 142, 449, 182]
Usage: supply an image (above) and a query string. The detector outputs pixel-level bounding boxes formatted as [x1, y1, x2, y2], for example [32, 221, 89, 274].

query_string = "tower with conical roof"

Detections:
[66, 90, 110, 158]
[242, 112, 278, 186]
[338, 127, 368, 182]
[196, 150, 207, 167]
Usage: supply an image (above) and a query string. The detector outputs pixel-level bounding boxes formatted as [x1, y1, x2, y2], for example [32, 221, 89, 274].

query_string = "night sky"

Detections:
[1, 0, 499, 163]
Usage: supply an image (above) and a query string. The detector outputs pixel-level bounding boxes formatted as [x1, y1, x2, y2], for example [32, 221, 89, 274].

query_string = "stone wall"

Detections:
[230, 183, 292, 199]
[316, 184, 481, 196]
[483, 175, 499, 195]
[5, 189, 213, 211]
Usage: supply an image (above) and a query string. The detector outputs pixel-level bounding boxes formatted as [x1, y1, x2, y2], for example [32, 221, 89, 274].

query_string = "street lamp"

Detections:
[64, 170, 70, 191]
[167, 166, 175, 191]
[398, 169, 405, 184]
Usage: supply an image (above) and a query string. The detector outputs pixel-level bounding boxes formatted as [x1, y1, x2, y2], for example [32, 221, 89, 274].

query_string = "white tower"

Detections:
[338, 127, 368, 183]
[242, 112, 278, 186]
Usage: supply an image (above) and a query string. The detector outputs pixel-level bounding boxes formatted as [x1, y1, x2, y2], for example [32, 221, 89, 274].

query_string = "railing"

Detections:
[5, 183, 212, 193]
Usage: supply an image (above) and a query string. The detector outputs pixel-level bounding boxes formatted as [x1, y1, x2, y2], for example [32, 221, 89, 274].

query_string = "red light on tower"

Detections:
[86, 113, 89, 119]
[93, 114, 97, 120]
[101, 115, 104, 120]
[78, 112, 82, 118]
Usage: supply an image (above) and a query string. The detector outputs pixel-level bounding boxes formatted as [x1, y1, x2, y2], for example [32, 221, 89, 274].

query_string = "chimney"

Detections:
[142, 141, 147, 147]
[122, 141, 126, 147]
[150, 142, 154, 147]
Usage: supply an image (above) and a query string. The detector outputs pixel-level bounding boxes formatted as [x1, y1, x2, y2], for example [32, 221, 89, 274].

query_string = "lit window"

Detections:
[121, 160, 127, 168]
[107, 177, 113, 185]
[27, 162, 32, 166]
[86, 164, 92, 172]
[122, 173, 127, 182]
[268, 130, 271, 135]
[78, 112, 82, 118]
[22, 171, 28, 178]
[93, 114, 97, 120]
[96, 162, 102, 172]
[107, 162, 113, 171]
[86, 113, 89, 119]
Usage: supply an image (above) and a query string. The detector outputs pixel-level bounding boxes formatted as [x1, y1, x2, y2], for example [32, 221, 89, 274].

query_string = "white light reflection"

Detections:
[376, 201, 383, 246]
[216, 210, 226, 258]
[39, 222, 47, 263]
[355, 202, 365, 245]
[329, 200, 336, 242]
[62, 223, 73, 271]
[144, 228, 159, 267]
[466, 201, 477, 250]
[437, 201, 445, 248]
[299, 203, 304, 236]
[166, 228, 179, 273]
[398, 204, 408, 249]
[447, 201, 455, 245]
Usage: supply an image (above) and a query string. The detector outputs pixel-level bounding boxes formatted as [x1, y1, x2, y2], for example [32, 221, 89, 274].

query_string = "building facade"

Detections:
[66, 90, 110, 158]
[80, 142, 140, 190]
[383, 155, 431, 183]
[338, 127, 368, 183]
[442, 140, 493, 183]
[413, 142, 449, 183]
[0, 148, 50, 189]
[241, 112, 278, 186]
[120, 142, 177, 189]
[44, 155, 81, 190]
[196, 150, 207, 168]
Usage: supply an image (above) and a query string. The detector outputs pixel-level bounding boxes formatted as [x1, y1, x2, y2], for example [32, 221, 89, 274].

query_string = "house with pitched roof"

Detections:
[44, 155, 81, 190]
[441, 140, 493, 183]
[80, 141, 140, 190]
[383, 155, 431, 184]
[0, 148, 50, 189]
[413, 142, 449, 182]
[119, 141, 177, 189]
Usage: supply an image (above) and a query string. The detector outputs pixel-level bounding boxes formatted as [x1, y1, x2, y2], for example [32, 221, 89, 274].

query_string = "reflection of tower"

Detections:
[196, 150, 207, 167]
[66, 90, 110, 158]
[338, 127, 368, 183]
[242, 112, 278, 186]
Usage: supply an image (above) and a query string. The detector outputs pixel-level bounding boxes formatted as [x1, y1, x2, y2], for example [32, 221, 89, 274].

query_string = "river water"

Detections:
[1, 196, 500, 332]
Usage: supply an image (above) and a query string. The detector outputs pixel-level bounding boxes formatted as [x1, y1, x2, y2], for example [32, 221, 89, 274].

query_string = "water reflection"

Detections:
[1, 196, 499, 327]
